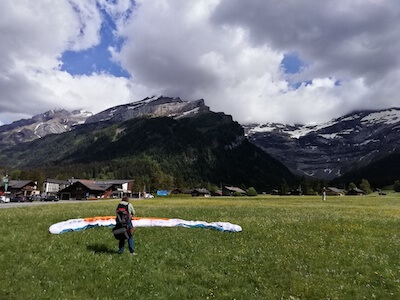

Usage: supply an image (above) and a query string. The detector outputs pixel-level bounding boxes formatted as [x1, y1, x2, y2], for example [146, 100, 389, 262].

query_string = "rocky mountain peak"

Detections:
[84, 96, 210, 124]
[0, 109, 92, 146]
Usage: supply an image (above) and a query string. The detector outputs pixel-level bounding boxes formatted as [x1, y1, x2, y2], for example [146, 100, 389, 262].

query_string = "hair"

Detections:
[122, 196, 129, 202]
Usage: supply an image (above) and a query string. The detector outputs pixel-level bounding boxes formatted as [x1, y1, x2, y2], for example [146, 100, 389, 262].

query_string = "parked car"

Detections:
[42, 195, 59, 202]
[27, 195, 42, 201]
[0, 195, 10, 203]
[10, 196, 26, 202]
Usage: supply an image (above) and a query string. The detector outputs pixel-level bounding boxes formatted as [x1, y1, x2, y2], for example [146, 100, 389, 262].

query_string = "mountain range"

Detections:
[1, 96, 399, 189]
[0, 109, 91, 147]
[245, 108, 400, 181]
[0, 96, 295, 191]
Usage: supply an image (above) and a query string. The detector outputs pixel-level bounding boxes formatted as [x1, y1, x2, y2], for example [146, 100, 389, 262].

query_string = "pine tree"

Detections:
[280, 179, 289, 195]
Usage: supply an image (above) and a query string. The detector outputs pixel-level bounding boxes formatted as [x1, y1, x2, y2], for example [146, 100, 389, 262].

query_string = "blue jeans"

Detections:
[118, 234, 135, 253]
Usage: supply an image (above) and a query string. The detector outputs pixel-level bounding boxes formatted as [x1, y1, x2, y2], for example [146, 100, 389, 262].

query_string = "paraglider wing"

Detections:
[49, 216, 242, 234]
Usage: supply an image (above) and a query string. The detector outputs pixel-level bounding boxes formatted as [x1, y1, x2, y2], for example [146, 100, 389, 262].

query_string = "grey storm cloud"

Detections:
[212, 0, 400, 84]
[122, 44, 218, 98]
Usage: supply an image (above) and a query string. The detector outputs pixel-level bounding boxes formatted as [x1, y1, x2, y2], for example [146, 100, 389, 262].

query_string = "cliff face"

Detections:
[84, 96, 210, 124]
[245, 108, 400, 180]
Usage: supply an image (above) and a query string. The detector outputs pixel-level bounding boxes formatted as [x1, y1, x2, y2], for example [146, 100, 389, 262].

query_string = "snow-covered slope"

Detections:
[245, 108, 400, 179]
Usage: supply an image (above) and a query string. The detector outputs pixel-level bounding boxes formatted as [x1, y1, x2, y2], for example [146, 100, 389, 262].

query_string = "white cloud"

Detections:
[107, 0, 400, 124]
[1, 0, 400, 126]
[29, 70, 151, 113]
[0, 0, 143, 124]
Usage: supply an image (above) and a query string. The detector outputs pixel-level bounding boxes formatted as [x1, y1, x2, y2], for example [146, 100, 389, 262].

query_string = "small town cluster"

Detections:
[0, 177, 258, 202]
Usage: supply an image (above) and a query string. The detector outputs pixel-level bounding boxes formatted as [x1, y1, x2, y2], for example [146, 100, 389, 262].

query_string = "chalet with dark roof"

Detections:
[58, 179, 134, 200]
[347, 188, 366, 196]
[59, 180, 108, 200]
[326, 187, 346, 196]
[191, 188, 211, 197]
[222, 186, 246, 196]
[94, 180, 134, 198]
[1, 180, 38, 197]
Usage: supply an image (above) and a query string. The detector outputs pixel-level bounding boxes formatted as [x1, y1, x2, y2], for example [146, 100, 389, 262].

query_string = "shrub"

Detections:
[360, 179, 373, 194]
[246, 187, 258, 196]
[348, 182, 357, 190]
[394, 180, 400, 192]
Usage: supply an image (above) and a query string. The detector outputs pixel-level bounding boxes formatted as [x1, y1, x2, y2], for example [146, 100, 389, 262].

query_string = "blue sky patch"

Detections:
[281, 52, 305, 74]
[289, 80, 312, 90]
[60, 9, 130, 78]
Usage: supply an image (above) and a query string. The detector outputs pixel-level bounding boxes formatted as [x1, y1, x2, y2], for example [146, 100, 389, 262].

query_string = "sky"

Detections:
[1, 0, 400, 126]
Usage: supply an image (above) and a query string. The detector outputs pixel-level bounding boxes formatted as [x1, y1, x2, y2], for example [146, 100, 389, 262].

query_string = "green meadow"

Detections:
[1, 195, 399, 299]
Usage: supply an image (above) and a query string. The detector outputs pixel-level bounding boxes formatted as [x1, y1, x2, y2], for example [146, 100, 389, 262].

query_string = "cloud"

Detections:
[109, 0, 400, 124]
[213, 0, 400, 81]
[112, 0, 290, 121]
[0, 0, 145, 124]
[1, 0, 400, 126]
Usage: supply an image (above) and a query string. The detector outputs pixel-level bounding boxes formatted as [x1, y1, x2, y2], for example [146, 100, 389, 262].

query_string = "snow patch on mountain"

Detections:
[250, 124, 276, 133]
[34, 122, 44, 138]
[319, 133, 338, 139]
[361, 109, 400, 125]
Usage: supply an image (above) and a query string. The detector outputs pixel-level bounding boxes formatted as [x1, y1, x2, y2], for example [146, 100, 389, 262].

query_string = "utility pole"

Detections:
[3, 174, 9, 199]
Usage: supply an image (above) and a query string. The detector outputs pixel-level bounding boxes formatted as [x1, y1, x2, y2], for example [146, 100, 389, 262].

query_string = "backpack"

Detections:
[112, 203, 132, 240]
[115, 203, 132, 227]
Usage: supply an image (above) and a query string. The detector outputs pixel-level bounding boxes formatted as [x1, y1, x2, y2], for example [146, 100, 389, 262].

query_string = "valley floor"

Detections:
[1, 195, 399, 299]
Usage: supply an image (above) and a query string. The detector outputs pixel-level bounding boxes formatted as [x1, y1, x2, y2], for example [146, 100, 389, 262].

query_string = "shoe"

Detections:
[131, 252, 137, 256]
[118, 250, 124, 254]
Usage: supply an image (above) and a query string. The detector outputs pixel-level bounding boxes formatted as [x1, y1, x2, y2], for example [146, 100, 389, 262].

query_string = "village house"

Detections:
[211, 189, 222, 196]
[222, 186, 246, 196]
[94, 180, 134, 198]
[169, 188, 183, 195]
[43, 179, 70, 196]
[58, 179, 134, 200]
[0, 180, 39, 198]
[191, 188, 211, 197]
[347, 187, 366, 196]
[325, 187, 346, 196]
[59, 180, 106, 200]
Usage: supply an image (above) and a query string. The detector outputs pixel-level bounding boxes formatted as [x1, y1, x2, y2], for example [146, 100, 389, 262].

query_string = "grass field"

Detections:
[1, 195, 399, 299]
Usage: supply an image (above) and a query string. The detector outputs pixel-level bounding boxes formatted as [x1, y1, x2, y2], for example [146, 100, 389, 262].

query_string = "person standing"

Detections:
[322, 188, 327, 201]
[115, 196, 136, 255]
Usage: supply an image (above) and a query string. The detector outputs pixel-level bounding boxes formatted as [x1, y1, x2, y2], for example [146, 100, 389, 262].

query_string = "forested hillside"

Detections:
[0, 112, 295, 192]
[331, 153, 400, 188]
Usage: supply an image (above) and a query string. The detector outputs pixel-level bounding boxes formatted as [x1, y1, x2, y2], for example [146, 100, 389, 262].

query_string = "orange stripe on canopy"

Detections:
[83, 216, 169, 222]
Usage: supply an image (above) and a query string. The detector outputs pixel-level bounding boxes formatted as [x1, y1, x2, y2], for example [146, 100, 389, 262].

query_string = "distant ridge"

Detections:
[245, 107, 400, 181]
[0, 96, 208, 147]
[0, 109, 92, 146]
